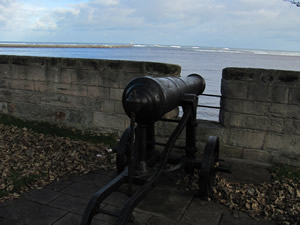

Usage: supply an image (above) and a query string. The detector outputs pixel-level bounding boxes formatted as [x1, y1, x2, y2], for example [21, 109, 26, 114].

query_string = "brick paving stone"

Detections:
[0, 198, 67, 225]
[24, 189, 61, 204]
[136, 186, 193, 222]
[180, 198, 224, 225]
[45, 178, 74, 191]
[53, 212, 106, 225]
[131, 211, 153, 225]
[100, 205, 153, 225]
[103, 191, 129, 207]
[0, 217, 19, 225]
[71, 172, 113, 186]
[219, 213, 274, 225]
[49, 194, 90, 215]
[60, 182, 100, 199]
[146, 216, 179, 225]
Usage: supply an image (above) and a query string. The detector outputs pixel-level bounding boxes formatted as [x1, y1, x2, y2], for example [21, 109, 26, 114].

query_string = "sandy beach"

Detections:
[0, 43, 133, 48]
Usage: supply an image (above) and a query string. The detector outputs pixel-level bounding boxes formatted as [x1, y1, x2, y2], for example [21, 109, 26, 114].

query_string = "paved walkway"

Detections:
[0, 159, 274, 225]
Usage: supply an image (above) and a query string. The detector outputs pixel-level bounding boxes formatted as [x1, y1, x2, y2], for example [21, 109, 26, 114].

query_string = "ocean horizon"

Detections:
[1, 41, 300, 120]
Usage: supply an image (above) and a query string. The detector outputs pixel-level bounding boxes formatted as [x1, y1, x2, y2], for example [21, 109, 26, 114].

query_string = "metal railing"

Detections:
[197, 93, 221, 109]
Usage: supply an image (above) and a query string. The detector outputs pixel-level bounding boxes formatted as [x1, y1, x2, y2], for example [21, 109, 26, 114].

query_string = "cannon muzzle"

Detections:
[122, 74, 205, 123]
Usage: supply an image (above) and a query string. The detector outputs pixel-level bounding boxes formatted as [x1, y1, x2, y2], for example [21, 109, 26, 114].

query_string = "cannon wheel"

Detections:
[198, 136, 219, 198]
[116, 128, 131, 173]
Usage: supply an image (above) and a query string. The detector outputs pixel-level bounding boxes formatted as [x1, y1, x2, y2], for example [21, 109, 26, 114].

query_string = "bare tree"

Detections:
[285, 0, 300, 7]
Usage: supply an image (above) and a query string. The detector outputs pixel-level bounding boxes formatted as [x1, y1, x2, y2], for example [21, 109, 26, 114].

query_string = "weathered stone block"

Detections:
[114, 100, 125, 114]
[269, 103, 300, 119]
[118, 60, 145, 73]
[41, 93, 75, 108]
[220, 145, 244, 159]
[144, 62, 181, 76]
[0, 88, 12, 101]
[16, 102, 40, 115]
[45, 67, 62, 83]
[283, 119, 300, 135]
[62, 58, 78, 68]
[34, 81, 56, 92]
[8, 103, 16, 113]
[271, 85, 289, 103]
[220, 99, 247, 113]
[12, 90, 40, 104]
[56, 83, 88, 97]
[245, 101, 270, 116]
[110, 88, 123, 100]
[288, 87, 300, 104]
[0, 55, 11, 64]
[78, 59, 102, 70]
[222, 67, 258, 81]
[87, 86, 110, 98]
[99, 71, 120, 88]
[10, 79, 34, 91]
[264, 133, 300, 153]
[226, 128, 265, 149]
[221, 79, 247, 99]
[28, 56, 46, 67]
[268, 117, 284, 133]
[39, 104, 57, 119]
[0, 102, 8, 113]
[94, 112, 126, 130]
[11, 56, 29, 66]
[105, 60, 146, 74]
[277, 71, 300, 83]
[0, 64, 11, 78]
[219, 111, 244, 127]
[271, 151, 300, 166]
[0, 79, 9, 89]
[46, 57, 62, 68]
[19, 66, 46, 81]
[102, 99, 116, 113]
[118, 72, 141, 88]
[66, 110, 84, 125]
[221, 99, 270, 116]
[247, 83, 271, 101]
[74, 97, 96, 110]
[243, 149, 272, 163]
[72, 69, 98, 85]
[10, 65, 26, 79]
[243, 115, 270, 131]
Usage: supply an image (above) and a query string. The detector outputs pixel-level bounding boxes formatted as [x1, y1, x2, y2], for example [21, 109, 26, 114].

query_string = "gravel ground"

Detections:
[0, 123, 115, 203]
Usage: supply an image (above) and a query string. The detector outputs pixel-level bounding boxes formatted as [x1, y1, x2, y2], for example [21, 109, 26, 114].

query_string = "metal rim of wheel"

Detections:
[116, 128, 131, 173]
[198, 136, 219, 198]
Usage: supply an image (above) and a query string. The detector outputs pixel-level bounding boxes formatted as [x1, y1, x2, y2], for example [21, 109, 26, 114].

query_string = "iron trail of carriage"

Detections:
[81, 74, 231, 225]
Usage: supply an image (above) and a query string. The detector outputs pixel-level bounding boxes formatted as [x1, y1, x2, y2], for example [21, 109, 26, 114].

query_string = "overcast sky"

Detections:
[0, 0, 299, 51]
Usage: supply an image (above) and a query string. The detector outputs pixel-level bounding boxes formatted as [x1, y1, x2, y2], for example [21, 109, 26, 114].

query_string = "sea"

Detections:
[1, 42, 300, 121]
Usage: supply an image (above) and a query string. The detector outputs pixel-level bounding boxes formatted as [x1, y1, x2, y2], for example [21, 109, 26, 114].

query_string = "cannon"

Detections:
[81, 74, 230, 225]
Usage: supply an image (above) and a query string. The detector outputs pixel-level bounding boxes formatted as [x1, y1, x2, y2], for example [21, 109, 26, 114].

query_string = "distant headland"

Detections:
[0, 43, 133, 48]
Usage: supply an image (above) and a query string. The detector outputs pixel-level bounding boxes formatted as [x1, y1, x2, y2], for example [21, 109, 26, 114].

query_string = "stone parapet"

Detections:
[219, 67, 300, 165]
[0, 55, 181, 134]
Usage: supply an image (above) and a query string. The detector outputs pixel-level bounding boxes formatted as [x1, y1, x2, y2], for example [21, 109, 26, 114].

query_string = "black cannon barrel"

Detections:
[122, 74, 205, 123]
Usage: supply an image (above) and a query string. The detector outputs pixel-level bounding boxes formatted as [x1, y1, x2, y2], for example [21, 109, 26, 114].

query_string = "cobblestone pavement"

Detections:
[0, 159, 274, 225]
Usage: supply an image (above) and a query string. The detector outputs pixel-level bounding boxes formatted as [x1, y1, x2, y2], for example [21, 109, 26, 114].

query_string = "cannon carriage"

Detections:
[81, 74, 230, 225]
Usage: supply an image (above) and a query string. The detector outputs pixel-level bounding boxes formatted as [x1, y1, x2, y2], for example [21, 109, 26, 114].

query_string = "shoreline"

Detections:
[0, 43, 133, 48]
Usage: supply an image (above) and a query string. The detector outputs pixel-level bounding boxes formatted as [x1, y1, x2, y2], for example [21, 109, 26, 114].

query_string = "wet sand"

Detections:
[0, 43, 133, 48]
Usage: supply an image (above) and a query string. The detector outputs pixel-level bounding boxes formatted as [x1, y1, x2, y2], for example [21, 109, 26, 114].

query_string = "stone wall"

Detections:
[0, 55, 299, 166]
[0, 55, 180, 134]
[219, 68, 300, 165]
